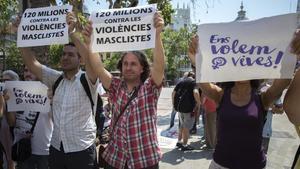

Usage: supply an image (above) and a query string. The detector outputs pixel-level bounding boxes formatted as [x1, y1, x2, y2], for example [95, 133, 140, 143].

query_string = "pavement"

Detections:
[156, 87, 299, 169]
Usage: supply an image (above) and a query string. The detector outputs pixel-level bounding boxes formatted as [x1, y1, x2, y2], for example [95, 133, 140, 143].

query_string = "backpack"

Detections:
[52, 73, 103, 116]
[173, 79, 196, 113]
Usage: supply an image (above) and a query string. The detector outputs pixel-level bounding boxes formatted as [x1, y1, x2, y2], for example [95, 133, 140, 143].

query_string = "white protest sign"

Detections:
[6, 81, 50, 113]
[91, 4, 157, 53]
[196, 13, 298, 82]
[17, 5, 72, 47]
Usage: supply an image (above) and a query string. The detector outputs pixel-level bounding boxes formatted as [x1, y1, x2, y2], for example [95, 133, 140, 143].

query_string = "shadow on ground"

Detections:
[161, 147, 213, 166]
[157, 114, 173, 126]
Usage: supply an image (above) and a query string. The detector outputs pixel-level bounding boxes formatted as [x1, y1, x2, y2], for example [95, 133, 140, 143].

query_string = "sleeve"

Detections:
[41, 65, 62, 89]
[97, 83, 106, 95]
[84, 73, 99, 94]
[84, 73, 99, 113]
[108, 77, 121, 101]
[144, 78, 162, 100]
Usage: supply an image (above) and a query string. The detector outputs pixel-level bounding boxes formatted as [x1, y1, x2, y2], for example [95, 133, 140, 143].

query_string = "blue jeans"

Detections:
[16, 154, 49, 169]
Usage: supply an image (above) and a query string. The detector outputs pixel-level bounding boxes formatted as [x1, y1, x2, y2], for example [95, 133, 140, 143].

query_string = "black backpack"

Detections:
[52, 73, 103, 116]
[173, 79, 196, 113]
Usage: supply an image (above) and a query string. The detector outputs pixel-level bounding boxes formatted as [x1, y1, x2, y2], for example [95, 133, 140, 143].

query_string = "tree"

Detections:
[147, 0, 174, 26]
[49, 44, 64, 69]
[5, 43, 23, 76]
[162, 27, 194, 82]
[0, 0, 18, 44]
[103, 53, 120, 71]
[0, 0, 20, 73]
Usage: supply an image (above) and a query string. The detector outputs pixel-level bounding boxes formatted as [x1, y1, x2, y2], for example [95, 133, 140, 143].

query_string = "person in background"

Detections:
[169, 72, 189, 129]
[5, 66, 53, 169]
[201, 95, 217, 150]
[173, 73, 201, 151]
[259, 80, 284, 154]
[0, 70, 19, 169]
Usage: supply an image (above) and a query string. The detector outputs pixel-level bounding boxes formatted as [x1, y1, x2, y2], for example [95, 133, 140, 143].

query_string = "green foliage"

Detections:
[147, 0, 174, 26]
[49, 44, 64, 69]
[5, 43, 23, 75]
[162, 27, 193, 81]
[0, 0, 18, 33]
[103, 53, 120, 71]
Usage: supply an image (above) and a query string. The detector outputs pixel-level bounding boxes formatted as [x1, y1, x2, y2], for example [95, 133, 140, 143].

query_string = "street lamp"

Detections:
[0, 48, 6, 71]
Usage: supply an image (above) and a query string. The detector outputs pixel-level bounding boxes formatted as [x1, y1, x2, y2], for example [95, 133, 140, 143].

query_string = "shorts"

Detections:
[178, 112, 194, 129]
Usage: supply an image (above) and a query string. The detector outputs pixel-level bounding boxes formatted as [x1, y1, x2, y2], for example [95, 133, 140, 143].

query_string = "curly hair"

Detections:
[117, 51, 150, 83]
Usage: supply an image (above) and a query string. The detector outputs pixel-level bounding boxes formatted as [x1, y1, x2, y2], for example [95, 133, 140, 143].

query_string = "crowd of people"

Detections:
[0, 6, 299, 169]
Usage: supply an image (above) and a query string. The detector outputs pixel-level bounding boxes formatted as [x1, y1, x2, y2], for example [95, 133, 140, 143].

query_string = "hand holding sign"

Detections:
[188, 35, 199, 65]
[154, 12, 164, 35]
[11, 15, 21, 34]
[82, 21, 93, 46]
[67, 12, 77, 35]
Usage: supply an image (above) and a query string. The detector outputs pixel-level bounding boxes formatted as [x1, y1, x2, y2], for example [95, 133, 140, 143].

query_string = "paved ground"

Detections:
[156, 87, 299, 169]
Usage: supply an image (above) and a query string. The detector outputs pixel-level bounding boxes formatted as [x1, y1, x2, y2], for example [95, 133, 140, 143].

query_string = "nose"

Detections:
[124, 64, 131, 70]
[61, 54, 69, 60]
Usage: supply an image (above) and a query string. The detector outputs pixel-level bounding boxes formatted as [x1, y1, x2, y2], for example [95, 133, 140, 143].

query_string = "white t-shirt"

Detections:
[13, 111, 53, 155]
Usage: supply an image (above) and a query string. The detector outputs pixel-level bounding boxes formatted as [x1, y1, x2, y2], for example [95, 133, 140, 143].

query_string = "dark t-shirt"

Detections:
[173, 78, 196, 113]
[214, 88, 266, 169]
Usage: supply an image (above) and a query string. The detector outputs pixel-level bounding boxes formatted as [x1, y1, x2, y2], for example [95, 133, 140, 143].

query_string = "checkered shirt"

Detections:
[102, 77, 162, 169]
[42, 66, 97, 153]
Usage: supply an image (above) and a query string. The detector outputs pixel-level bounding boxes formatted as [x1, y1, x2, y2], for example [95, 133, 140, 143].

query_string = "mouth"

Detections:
[24, 76, 31, 80]
[61, 62, 69, 66]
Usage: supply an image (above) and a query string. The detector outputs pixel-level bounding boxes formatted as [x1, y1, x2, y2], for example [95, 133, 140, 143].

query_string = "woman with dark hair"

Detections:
[188, 35, 295, 169]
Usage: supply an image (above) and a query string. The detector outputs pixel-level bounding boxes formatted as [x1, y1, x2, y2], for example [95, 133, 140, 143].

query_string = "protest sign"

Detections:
[91, 4, 157, 53]
[196, 13, 298, 82]
[6, 81, 50, 113]
[17, 5, 72, 47]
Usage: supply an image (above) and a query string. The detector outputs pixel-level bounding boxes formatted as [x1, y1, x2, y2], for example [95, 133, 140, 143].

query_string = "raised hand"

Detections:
[154, 12, 164, 35]
[11, 15, 21, 34]
[290, 30, 300, 60]
[82, 21, 93, 46]
[66, 12, 77, 35]
[188, 35, 199, 65]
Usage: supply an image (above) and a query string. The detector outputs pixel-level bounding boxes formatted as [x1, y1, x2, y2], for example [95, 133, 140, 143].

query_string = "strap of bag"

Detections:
[80, 74, 94, 115]
[29, 112, 40, 133]
[111, 86, 140, 134]
[52, 75, 63, 96]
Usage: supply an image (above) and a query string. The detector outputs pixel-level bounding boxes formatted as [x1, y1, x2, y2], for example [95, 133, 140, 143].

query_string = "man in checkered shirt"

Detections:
[83, 11, 165, 169]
